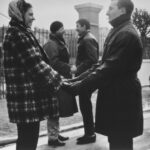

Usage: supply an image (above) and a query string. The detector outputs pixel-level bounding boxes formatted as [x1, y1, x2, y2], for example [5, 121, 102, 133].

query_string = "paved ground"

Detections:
[1, 112, 150, 150]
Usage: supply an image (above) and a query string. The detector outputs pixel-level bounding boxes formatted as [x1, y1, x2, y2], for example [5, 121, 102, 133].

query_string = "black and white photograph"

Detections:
[0, 0, 150, 149]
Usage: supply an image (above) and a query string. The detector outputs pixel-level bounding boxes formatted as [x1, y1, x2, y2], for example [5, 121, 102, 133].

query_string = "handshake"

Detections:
[61, 79, 82, 96]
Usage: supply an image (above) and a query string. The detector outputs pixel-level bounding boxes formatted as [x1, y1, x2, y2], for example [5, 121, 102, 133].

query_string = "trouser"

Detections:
[47, 117, 59, 141]
[16, 122, 40, 150]
[79, 91, 94, 135]
[108, 135, 133, 150]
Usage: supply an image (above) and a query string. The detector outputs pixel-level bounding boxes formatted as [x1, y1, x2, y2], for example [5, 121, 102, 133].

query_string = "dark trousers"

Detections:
[108, 135, 133, 150]
[16, 122, 40, 150]
[79, 91, 94, 135]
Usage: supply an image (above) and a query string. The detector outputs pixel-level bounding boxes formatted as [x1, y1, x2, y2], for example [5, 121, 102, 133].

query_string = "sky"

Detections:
[1, 0, 150, 30]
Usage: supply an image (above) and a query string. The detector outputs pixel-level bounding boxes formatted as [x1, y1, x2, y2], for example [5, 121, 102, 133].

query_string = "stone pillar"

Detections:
[75, 3, 103, 42]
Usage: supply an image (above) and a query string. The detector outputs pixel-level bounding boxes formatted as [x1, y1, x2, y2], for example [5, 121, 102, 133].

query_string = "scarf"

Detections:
[8, 0, 24, 22]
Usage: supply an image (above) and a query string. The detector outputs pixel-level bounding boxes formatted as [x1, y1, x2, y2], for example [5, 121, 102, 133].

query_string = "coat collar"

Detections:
[109, 14, 131, 28]
[78, 30, 90, 43]
[9, 18, 30, 33]
[102, 18, 132, 60]
[49, 33, 66, 46]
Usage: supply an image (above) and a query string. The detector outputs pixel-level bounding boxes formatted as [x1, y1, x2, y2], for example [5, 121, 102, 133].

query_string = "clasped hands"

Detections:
[61, 78, 82, 95]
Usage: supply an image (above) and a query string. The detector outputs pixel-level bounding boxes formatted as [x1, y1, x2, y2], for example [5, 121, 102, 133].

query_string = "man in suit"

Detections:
[63, 0, 143, 149]
[74, 18, 99, 144]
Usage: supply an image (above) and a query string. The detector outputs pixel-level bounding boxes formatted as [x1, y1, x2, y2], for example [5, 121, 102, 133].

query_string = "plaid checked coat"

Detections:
[3, 19, 59, 123]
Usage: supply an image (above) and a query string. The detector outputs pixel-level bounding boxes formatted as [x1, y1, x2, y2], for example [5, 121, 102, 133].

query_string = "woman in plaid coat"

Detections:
[3, 0, 61, 149]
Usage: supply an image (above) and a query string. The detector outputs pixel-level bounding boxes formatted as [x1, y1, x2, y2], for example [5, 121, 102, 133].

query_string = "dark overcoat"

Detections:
[3, 19, 60, 123]
[43, 34, 78, 116]
[43, 34, 71, 78]
[77, 20, 143, 138]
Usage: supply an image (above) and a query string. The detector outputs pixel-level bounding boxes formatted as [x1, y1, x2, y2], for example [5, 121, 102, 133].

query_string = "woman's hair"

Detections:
[17, 0, 32, 16]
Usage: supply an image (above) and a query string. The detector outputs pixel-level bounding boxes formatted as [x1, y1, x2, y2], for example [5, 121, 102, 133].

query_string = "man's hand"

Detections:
[62, 78, 78, 83]
[61, 80, 82, 95]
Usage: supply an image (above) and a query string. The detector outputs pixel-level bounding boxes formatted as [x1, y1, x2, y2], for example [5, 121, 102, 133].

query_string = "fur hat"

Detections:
[50, 21, 63, 33]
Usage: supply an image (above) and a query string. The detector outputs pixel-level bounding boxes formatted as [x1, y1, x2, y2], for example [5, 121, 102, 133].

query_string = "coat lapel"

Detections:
[102, 21, 130, 60]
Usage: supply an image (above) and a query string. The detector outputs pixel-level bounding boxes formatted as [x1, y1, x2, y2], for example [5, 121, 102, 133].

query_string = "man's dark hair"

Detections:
[117, 0, 134, 16]
[76, 18, 90, 30]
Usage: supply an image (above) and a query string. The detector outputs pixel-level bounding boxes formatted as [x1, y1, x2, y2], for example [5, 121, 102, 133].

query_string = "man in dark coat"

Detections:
[43, 21, 77, 147]
[63, 0, 143, 149]
[44, 21, 72, 79]
[74, 18, 99, 144]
